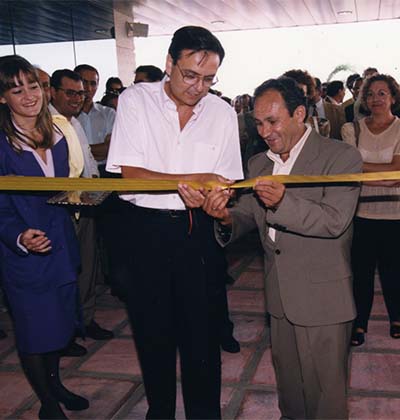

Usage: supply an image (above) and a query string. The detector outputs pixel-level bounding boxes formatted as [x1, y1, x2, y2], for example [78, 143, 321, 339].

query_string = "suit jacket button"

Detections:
[275, 249, 281, 255]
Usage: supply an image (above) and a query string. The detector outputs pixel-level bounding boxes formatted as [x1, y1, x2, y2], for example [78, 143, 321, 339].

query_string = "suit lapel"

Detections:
[290, 130, 320, 176]
[273, 131, 320, 243]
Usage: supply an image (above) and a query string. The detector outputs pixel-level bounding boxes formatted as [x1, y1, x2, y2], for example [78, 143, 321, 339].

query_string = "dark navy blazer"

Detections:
[0, 130, 80, 353]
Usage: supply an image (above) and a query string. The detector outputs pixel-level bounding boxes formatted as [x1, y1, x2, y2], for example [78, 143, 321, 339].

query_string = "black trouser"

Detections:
[125, 205, 222, 419]
[352, 216, 400, 331]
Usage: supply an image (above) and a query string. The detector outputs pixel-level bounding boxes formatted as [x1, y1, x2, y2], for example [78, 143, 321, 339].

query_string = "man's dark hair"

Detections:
[105, 77, 123, 92]
[135, 65, 163, 82]
[346, 73, 360, 90]
[50, 69, 82, 89]
[254, 77, 307, 117]
[282, 69, 316, 99]
[363, 67, 378, 77]
[326, 80, 344, 97]
[74, 64, 99, 76]
[314, 77, 322, 90]
[168, 26, 225, 65]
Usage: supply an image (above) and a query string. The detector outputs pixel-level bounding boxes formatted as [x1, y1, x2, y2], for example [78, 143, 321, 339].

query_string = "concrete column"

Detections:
[113, 0, 135, 87]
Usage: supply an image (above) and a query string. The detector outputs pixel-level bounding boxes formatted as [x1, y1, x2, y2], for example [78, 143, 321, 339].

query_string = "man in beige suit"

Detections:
[186, 77, 362, 419]
[310, 78, 345, 140]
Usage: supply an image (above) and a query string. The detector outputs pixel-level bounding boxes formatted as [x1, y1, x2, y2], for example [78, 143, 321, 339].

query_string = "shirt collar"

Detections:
[267, 125, 312, 165]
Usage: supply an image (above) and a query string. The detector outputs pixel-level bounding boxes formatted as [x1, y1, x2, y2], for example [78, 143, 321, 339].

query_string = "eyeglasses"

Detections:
[366, 90, 391, 100]
[175, 63, 218, 87]
[57, 88, 85, 98]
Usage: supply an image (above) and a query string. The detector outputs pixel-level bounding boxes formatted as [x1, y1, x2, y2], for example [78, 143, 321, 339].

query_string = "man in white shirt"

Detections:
[107, 26, 243, 419]
[199, 77, 362, 419]
[74, 64, 115, 177]
[50, 69, 114, 356]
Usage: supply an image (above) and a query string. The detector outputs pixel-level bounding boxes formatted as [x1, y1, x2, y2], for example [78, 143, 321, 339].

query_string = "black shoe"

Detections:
[221, 336, 240, 353]
[85, 320, 114, 340]
[53, 387, 89, 411]
[390, 324, 400, 339]
[38, 401, 67, 419]
[0, 329, 7, 340]
[351, 329, 365, 347]
[225, 274, 235, 285]
[60, 340, 87, 357]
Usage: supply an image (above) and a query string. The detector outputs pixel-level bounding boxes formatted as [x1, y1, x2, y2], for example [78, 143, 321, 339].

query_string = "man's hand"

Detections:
[254, 179, 285, 209]
[178, 174, 234, 209]
[177, 184, 206, 208]
[202, 187, 233, 224]
[191, 173, 234, 187]
[20, 229, 52, 253]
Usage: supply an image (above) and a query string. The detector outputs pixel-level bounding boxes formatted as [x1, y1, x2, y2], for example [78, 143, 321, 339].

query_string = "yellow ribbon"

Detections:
[1, 171, 400, 192]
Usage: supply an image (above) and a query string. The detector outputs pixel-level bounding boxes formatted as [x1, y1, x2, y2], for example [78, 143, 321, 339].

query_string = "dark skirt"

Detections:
[5, 280, 80, 354]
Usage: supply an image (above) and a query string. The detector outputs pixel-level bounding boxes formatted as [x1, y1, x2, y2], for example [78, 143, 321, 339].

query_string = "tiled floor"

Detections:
[1, 233, 400, 419]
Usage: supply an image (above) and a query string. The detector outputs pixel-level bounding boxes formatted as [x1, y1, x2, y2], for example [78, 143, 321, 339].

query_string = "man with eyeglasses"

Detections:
[107, 26, 243, 419]
[74, 64, 115, 177]
[50, 69, 114, 354]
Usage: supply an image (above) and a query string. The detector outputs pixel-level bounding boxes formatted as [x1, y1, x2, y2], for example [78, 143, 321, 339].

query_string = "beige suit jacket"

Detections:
[219, 130, 362, 327]
[324, 100, 346, 140]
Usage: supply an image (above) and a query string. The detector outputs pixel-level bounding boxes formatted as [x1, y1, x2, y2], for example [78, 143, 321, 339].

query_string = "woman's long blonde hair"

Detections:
[0, 54, 54, 152]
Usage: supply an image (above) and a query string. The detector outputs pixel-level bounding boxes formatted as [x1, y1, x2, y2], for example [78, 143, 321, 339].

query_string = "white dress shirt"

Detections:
[107, 77, 243, 210]
[77, 102, 115, 165]
[266, 125, 312, 241]
[309, 98, 326, 119]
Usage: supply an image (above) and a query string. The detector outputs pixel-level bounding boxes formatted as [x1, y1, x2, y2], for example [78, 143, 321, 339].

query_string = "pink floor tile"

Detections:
[119, 323, 133, 336]
[222, 347, 254, 382]
[236, 391, 280, 419]
[124, 385, 233, 419]
[92, 308, 127, 331]
[78, 338, 141, 377]
[0, 371, 33, 418]
[228, 290, 265, 314]
[232, 314, 266, 344]
[247, 255, 264, 270]
[374, 276, 382, 292]
[1, 348, 19, 365]
[95, 291, 122, 306]
[251, 347, 277, 386]
[349, 396, 400, 419]
[360, 320, 400, 351]
[350, 353, 400, 392]
[19, 376, 137, 419]
[234, 271, 264, 289]
[371, 294, 388, 318]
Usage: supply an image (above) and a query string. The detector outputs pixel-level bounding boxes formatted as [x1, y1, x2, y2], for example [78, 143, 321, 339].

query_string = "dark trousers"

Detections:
[125, 205, 222, 419]
[73, 211, 102, 326]
[352, 216, 400, 331]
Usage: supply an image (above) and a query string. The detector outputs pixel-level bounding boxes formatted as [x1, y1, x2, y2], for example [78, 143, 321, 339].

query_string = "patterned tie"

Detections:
[312, 103, 318, 117]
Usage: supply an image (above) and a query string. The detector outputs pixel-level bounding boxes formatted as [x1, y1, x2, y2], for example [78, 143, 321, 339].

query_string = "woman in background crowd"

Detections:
[0, 54, 88, 419]
[342, 74, 400, 346]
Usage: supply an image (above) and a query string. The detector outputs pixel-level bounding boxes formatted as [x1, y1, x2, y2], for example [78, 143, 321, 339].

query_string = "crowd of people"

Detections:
[0, 24, 400, 420]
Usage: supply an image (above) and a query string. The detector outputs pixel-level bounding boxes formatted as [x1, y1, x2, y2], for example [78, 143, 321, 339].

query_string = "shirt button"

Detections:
[275, 249, 281, 255]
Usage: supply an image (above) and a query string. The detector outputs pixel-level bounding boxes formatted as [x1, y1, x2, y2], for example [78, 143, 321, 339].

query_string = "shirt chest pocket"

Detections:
[192, 142, 221, 172]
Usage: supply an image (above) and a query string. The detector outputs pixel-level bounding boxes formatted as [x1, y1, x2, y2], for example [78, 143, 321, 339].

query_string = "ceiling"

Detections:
[0, 0, 115, 45]
[132, 0, 400, 36]
[1, 0, 399, 46]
